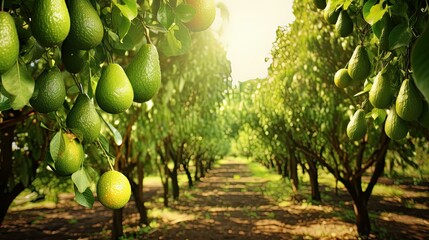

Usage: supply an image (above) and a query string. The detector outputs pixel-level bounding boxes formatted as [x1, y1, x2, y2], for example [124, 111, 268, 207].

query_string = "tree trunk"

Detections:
[183, 162, 193, 188]
[199, 158, 206, 178]
[162, 180, 169, 208]
[129, 179, 148, 225]
[290, 155, 299, 192]
[194, 157, 200, 182]
[112, 209, 123, 240]
[352, 194, 371, 237]
[0, 112, 17, 224]
[307, 159, 321, 201]
[0, 110, 45, 225]
[163, 165, 170, 207]
[282, 158, 289, 178]
[343, 179, 371, 237]
[171, 169, 180, 200]
[128, 160, 149, 225]
[0, 183, 25, 224]
[112, 152, 126, 239]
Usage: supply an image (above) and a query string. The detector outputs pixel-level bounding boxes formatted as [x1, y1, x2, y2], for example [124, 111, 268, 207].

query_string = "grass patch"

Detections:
[247, 161, 282, 181]
[368, 183, 404, 197]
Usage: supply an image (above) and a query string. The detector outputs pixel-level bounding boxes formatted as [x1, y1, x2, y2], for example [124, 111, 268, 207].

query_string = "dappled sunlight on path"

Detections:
[146, 157, 356, 240]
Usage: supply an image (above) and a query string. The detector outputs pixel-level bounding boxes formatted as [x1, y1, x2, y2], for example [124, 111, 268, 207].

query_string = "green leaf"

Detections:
[354, 81, 372, 97]
[74, 186, 94, 208]
[390, 1, 409, 19]
[112, 0, 138, 20]
[388, 22, 412, 50]
[157, 1, 175, 29]
[49, 130, 64, 163]
[112, 6, 131, 41]
[20, 37, 44, 64]
[98, 134, 110, 153]
[363, 0, 387, 25]
[342, 0, 352, 10]
[67, 85, 80, 95]
[45, 150, 55, 171]
[146, 23, 169, 33]
[158, 22, 191, 57]
[326, 0, 342, 13]
[175, 4, 196, 23]
[107, 29, 120, 43]
[101, 117, 123, 146]
[371, 108, 387, 126]
[72, 168, 91, 193]
[412, 25, 429, 102]
[0, 61, 35, 110]
[0, 92, 11, 111]
[113, 19, 146, 51]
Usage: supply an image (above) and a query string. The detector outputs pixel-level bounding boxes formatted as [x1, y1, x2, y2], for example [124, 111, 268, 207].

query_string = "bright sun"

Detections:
[218, 0, 295, 83]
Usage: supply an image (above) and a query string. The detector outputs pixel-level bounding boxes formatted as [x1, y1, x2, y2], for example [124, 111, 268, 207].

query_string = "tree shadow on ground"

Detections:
[1, 159, 428, 240]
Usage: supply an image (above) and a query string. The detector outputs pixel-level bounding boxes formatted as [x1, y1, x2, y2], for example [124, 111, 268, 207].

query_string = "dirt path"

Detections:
[145, 158, 357, 239]
[1, 157, 428, 239]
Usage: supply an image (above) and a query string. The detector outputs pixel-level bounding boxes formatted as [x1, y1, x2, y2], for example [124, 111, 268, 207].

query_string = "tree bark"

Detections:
[199, 157, 206, 178]
[353, 194, 371, 236]
[171, 169, 180, 200]
[129, 178, 148, 225]
[0, 183, 25, 224]
[183, 162, 193, 188]
[307, 159, 321, 201]
[112, 208, 123, 240]
[163, 165, 170, 207]
[282, 158, 289, 178]
[343, 179, 371, 237]
[0, 111, 17, 224]
[0, 110, 45, 225]
[290, 154, 299, 192]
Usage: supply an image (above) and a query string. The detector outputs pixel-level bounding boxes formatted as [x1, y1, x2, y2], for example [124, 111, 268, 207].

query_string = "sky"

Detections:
[218, 0, 295, 83]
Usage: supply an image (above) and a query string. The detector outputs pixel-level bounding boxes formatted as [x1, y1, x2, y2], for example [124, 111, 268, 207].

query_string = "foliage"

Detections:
[232, 0, 429, 237]
[0, 0, 231, 231]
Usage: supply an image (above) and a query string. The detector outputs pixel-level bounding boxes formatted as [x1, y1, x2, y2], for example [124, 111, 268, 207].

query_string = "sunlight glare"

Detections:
[219, 0, 295, 83]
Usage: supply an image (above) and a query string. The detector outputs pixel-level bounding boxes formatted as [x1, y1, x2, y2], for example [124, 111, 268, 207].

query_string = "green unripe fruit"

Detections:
[185, 0, 216, 32]
[66, 94, 102, 143]
[61, 40, 87, 73]
[30, 67, 66, 113]
[97, 170, 131, 209]
[334, 68, 353, 88]
[52, 132, 84, 177]
[0, 12, 19, 74]
[335, 11, 353, 37]
[125, 44, 162, 103]
[313, 0, 326, 10]
[31, 0, 70, 47]
[348, 45, 371, 81]
[96, 64, 134, 114]
[369, 71, 394, 109]
[347, 109, 367, 141]
[324, 6, 340, 25]
[66, 0, 104, 50]
[396, 79, 423, 121]
[385, 107, 409, 140]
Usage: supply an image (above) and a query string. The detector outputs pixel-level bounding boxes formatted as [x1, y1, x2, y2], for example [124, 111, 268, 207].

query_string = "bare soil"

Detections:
[1, 157, 428, 239]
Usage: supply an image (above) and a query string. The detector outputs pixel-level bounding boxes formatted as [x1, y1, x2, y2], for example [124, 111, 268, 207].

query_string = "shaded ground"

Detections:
[1, 157, 428, 239]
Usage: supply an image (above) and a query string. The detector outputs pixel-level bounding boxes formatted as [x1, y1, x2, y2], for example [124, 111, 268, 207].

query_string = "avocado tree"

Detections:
[0, 0, 226, 234]
[234, 0, 429, 237]
[152, 30, 231, 204]
[309, 0, 428, 235]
